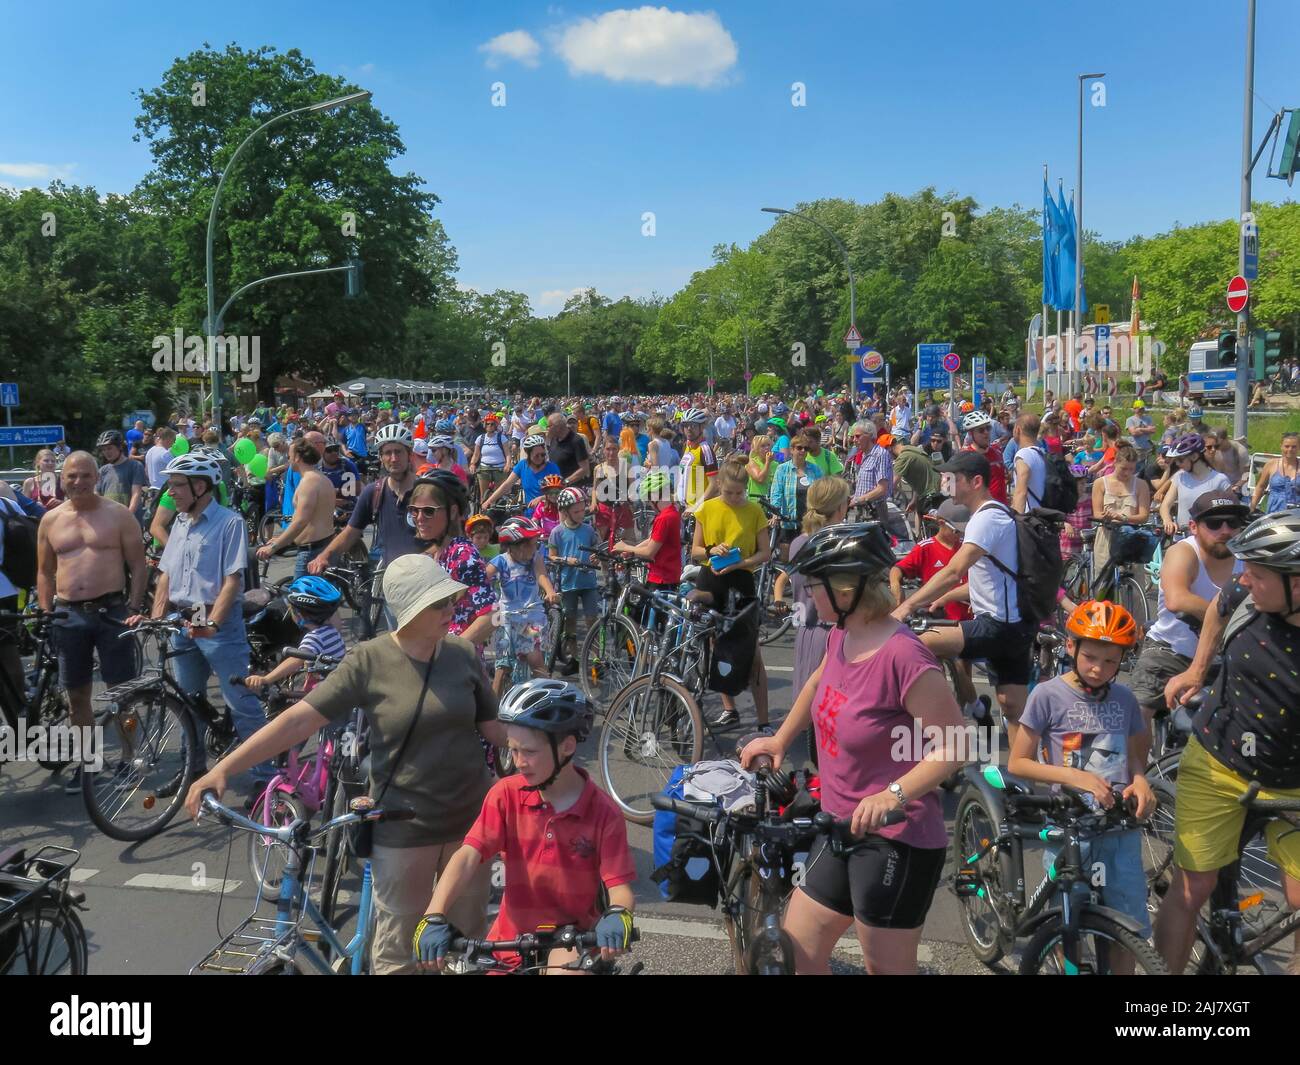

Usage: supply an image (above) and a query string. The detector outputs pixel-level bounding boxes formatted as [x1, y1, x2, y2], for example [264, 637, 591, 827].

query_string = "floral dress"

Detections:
[435, 536, 496, 637]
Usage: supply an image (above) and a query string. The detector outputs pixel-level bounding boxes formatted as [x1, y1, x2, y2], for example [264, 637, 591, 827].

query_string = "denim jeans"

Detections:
[170, 613, 273, 780]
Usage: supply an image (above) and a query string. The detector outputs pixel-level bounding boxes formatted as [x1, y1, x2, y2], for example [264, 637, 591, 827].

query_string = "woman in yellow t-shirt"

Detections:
[690, 455, 771, 728]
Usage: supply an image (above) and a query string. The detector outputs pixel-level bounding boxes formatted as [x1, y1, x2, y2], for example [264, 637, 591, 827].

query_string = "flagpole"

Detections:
[1039, 163, 1049, 405]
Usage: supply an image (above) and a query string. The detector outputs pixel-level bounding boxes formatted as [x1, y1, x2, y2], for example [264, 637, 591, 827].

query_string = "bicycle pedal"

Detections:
[952, 872, 982, 897]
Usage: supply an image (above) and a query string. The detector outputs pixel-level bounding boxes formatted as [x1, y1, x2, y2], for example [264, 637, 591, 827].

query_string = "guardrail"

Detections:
[1, 469, 36, 487]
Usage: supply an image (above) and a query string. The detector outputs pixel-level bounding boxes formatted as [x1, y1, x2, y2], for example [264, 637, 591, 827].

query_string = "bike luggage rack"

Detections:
[93, 670, 166, 705]
[0, 846, 80, 919]
[191, 850, 324, 975]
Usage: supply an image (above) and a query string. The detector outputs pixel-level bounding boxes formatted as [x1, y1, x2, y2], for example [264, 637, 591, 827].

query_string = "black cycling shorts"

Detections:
[798, 833, 945, 930]
[959, 616, 1035, 687]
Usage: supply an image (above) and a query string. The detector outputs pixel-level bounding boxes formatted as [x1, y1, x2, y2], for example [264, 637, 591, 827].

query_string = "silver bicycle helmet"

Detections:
[162, 452, 223, 485]
[1227, 511, 1300, 574]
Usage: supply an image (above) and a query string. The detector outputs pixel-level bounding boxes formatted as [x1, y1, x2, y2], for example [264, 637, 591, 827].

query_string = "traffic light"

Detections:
[1278, 109, 1300, 186]
[1255, 329, 1282, 378]
[1217, 330, 1238, 367]
[344, 257, 364, 299]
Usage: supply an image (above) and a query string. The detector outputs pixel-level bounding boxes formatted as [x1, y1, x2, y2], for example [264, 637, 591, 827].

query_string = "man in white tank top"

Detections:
[1010, 412, 1047, 514]
[1129, 491, 1247, 750]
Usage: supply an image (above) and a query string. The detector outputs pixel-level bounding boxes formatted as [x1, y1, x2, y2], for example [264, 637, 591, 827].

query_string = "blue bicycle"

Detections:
[191, 792, 410, 975]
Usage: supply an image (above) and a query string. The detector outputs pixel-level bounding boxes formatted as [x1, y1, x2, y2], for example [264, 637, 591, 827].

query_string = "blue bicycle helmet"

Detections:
[286, 576, 343, 622]
[435, 418, 456, 433]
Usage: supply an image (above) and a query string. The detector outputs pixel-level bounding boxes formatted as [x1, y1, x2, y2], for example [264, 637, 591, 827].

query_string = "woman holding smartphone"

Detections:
[691, 455, 771, 728]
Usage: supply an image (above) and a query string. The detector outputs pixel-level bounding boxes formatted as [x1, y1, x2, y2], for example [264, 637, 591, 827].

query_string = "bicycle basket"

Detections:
[1109, 526, 1158, 566]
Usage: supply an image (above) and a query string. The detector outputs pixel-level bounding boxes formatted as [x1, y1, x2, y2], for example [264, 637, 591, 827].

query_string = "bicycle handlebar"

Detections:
[199, 791, 413, 843]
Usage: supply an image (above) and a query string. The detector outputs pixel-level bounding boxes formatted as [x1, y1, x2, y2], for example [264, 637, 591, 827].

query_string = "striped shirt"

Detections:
[852, 444, 894, 501]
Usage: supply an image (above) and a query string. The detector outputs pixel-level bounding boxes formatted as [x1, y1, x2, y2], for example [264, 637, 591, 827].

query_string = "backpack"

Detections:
[651, 765, 724, 905]
[0, 499, 39, 590]
[981, 502, 1065, 626]
[1031, 445, 1079, 515]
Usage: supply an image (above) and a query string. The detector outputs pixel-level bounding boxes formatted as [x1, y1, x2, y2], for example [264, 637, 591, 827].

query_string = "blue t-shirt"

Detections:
[602, 412, 623, 438]
[775, 434, 790, 462]
[513, 459, 562, 503]
[321, 456, 361, 493]
[344, 423, 368, 458]
[635, 433, 649, 462]
[548, 521, 598, 592]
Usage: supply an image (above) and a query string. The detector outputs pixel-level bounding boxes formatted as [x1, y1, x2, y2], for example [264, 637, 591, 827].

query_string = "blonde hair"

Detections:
[802, 477, 849, 535]
[826, 571, 896, 622]
[718, 453, 749, 489]
[647, 415, 665, 438]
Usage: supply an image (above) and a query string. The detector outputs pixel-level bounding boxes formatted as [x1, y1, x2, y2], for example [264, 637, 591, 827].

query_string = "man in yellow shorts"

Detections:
[1159, 510, 1300, 974]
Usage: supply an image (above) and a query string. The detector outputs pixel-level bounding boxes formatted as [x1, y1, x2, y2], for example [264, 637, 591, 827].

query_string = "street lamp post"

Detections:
[205, 90, 370, 430]
[1074, 73, 1104, 396]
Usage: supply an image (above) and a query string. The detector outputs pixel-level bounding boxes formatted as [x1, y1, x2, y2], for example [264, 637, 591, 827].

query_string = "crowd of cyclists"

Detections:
[2, 376, 1299, 976]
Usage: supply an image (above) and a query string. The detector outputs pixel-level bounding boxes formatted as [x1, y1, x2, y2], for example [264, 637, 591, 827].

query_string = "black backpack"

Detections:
[981, 502, 1065, 626]
[1, 501, 39, 590]
[1031, 446, 1079, 515]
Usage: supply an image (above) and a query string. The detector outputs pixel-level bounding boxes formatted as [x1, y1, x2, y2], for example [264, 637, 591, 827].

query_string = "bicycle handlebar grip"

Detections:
[229, 675, 247, 686]
[649, 794, 722, 823]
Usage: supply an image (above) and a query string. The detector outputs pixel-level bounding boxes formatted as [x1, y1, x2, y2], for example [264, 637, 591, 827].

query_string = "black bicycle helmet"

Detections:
[413, 469, 468, 518]
[97, 429, 125, 449]
[498, 679, 595, 791]
[790, 521, 896, 578]
[790, 521, 896, 629]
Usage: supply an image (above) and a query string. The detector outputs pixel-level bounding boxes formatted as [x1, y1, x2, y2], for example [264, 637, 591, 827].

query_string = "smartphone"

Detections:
[710, 547, 742, 571]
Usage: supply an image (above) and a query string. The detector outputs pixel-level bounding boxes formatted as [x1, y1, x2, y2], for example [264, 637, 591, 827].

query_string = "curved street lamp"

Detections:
[205, 90, 372, 427]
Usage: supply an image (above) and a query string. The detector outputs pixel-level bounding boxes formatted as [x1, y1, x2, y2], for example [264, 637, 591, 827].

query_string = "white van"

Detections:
[1186, 340, 1236, 404]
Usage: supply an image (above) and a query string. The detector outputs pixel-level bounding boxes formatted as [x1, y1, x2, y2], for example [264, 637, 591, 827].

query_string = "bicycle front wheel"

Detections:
[1141, 779, 1178, 907]
[1116, 575, 1149, 635]
[1019, 909, 1167, 974]
[83, 692, 197, 841]
[249, 790, 310, 894]
[598, 674, 703, 825]
[579, 613, 642, 708]
[0, 906, 86, 974]
[951, 786, 1014, 965]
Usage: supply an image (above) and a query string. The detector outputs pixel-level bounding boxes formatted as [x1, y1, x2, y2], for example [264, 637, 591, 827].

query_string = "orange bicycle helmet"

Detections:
[539, 474, 565, 491]
[1064, 600, 1140, 647]
[959, 401, 975, 413]
[465, 512, 494, 533]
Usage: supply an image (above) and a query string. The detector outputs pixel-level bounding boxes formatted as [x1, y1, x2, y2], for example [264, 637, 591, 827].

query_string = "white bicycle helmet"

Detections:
[499, 678, 594, 741]
[373, 423, 413, 449]
[682, 407, 709, 424]
[522, 434, 547, 451]
[163, 453, 223, 485]
[428, 434, 456, 451]
[960, 410, 994, 432]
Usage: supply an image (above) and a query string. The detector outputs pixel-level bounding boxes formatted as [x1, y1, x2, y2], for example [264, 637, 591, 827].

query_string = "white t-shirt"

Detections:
[892, 405, 914, 433]
[1172, 467, 1230, 528]
[1015, 446, 1048, 509]
[476, 431, 509, 468]
[965, 501, 1021, 623]
[713, 415, 736, 441]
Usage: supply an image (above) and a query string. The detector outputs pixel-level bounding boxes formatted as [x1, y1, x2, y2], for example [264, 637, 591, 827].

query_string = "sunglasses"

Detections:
[408, 505, 446, 519]
[1199, 516, 1244, 532]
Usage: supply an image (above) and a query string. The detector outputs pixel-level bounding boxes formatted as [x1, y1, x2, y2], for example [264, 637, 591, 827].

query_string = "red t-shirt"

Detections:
[465, 769, 637, 943]
[894, 538, 972, 622]
[963, 442, 1008, 503]
[647, 505, 683, 586]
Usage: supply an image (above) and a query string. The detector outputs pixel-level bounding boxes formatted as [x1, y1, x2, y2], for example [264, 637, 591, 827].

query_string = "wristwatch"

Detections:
[888, 781, 907, 808]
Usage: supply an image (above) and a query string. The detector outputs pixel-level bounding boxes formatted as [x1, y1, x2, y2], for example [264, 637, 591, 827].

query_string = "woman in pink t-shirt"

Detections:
[742, 521, 966, 975]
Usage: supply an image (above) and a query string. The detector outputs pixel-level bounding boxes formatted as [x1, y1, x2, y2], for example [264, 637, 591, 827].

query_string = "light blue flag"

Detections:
[1042, 178, 1061, 308]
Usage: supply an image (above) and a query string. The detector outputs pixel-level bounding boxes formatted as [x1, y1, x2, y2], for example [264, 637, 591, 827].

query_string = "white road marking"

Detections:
[766, 666, 794, 672]
[635, 914, 933, 964]
[123, 873, 242, 893]
[70, 868, 99, 883]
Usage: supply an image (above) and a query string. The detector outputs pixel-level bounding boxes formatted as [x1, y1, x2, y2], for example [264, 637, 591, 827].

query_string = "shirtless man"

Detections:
[36, 452, 146, 791]
[256, 437, 336, 577]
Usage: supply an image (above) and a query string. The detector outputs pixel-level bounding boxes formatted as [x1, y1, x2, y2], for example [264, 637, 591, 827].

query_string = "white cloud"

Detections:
[479, 30, 542, 69]
[536, 286, 591, 313]
[0, 162, 76, 183]
[553, 7, 738, 88]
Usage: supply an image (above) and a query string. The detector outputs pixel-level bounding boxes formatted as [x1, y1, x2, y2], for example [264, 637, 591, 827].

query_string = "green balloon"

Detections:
[170, 436, 190, 457]
[233, 438, 256, 464]
[247, 453, 269, 478]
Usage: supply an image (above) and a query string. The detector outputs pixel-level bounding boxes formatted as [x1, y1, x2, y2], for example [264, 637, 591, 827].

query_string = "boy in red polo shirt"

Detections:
[414, 680, 636, 972]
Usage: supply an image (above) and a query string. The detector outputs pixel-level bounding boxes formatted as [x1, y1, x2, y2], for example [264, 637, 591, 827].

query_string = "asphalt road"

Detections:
[1, 553, 1286, 975]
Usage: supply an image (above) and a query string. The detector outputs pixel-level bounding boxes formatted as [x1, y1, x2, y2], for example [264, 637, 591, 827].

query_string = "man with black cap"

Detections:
[1128, 490, 1246, 747]
[892, 450, 1031, 742]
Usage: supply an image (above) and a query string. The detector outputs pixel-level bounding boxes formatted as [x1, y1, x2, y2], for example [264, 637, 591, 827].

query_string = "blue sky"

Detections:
[3, 1, 1296, 314]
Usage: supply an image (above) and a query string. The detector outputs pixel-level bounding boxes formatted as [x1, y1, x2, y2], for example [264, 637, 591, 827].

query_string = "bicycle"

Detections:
[321, 557, 385, 642]
[1063, 518, 1156, 635]
[652, 769, 906, 974]
[597, 585, 758, 824]
[950, 763, 1167, 974]
[753, 498, 793, 646]
[236, 651, 344, 893]
[445, 925, 642, 975]
[0, 844, 89, 975]
[192, 792, 407, 975]
[577, 546, 647, 709]
[83, 614, 241, 841]
[0, 608, 73, 773]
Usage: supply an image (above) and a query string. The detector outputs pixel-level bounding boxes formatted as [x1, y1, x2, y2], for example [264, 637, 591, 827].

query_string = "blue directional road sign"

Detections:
[0, 425, 64, 447]
[972, 357, 987, 408]
[0, 383, 18, 406]
[916, 343, 952, 391]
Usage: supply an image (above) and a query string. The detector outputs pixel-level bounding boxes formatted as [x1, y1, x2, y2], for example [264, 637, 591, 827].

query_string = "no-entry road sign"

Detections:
[1226, 275, 1250, 314]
